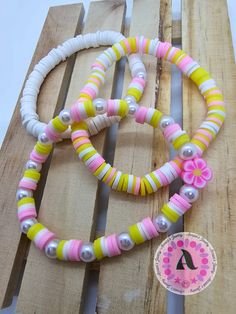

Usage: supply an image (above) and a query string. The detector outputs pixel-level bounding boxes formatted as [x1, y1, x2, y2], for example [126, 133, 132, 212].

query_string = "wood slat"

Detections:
[182, 0, 236, 313]
[16, 1, 126, 313]
[97, 0, 172, 313]
[0, 4, 84, 308]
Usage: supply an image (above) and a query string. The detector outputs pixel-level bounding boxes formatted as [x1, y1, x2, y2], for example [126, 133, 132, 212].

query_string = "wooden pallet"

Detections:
[0, 0, 235, 313]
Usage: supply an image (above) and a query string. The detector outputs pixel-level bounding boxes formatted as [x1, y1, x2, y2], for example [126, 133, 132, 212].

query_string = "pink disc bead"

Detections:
[106, 234, 121, 257]
[68, 239, 83, 261]
[35, 229, 55, 250]
[142, 217, 159, 238]
[135, 106, 148, 124]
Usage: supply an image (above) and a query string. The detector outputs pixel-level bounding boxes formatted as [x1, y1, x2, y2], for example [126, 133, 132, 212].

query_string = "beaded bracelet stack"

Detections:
[20, 30, 146, 138]
[16, 35, 225, 262]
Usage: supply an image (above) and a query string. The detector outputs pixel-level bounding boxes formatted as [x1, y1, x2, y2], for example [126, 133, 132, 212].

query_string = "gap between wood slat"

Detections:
[79, 1, 130, 313]
[1, 4, 85, 310]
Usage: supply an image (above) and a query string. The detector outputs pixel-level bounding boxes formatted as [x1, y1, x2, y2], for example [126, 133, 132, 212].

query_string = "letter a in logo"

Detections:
[176, 249, 198, 270]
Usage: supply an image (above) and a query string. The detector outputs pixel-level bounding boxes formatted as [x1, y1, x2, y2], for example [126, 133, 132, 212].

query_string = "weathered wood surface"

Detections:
[182, 0, 236, 313]
[0, 0, 235, 313]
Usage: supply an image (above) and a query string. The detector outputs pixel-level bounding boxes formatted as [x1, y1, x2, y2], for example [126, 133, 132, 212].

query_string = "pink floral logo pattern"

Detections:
[153, 232, 217, 295]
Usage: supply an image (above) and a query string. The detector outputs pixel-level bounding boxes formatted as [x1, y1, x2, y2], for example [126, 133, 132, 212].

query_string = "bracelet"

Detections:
[70, 36, 225, 195]
[20, 31, 147, 138]
[15, 36, 224, 262]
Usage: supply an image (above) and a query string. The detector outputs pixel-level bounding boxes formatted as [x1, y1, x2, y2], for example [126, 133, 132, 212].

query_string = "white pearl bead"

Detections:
[159, 115, 175, 131]
[25, 160, 42, 172]
[16, 188, 33, 201]
[59, 109, 72, 125]
[136, 71, 147, 81]
[79, 243, 96, 262]
[179, 143, 197, 160]
[38, 132, 51, 144]
[153, 214, 172, 233]
[20, 218, 37, 234]
[93, 98, 107, 114]
[179, 185, 199, 203]
[45, 239, 60, 259]
[128, 103, 139, 116]
[124, 95, 136, 105]
[117, 232, 135, 251]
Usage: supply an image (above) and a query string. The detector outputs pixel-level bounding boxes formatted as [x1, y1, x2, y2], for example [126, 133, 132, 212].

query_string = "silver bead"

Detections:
[20, 218, 37, 234]
[93, 98, 107, 114]
[136, 71, 147, 81]
[179, 184, 199, 203]
[124, 95, 136, 105]
[128, 103, 138, 116]
[16, 188, 33, 201]
[79, 243, 96, 262]
[45, 239, 60, 259]
[179, 143, 197, 160]
[59, 109, 72, 124]
[153, 214, 172, 233]
[117, 232, 135, 251]
[159, 115, 175, 131]
[38, 132, 50, 144]
[25, 160, 42, 171]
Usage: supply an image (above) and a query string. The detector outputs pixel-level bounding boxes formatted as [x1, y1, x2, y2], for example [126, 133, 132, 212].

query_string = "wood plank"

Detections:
[97, 0, 172, 313]
[16, 1, 126, 313]
[182, 0, 236, 313]
[0, 4, 84, 308]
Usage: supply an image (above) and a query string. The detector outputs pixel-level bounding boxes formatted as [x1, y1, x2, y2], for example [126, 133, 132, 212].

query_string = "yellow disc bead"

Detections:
[27, 223, 45, 241]
[122, 174, 129, 192]
[118, 100, 128, 118]
[56, 240, 67, 260]
[93, 237, 104, 260]
[127, 37, 137, 53]
[82, 149, 97, 162]
[93, 163, 106, 177]
[142, 177, 154, 194]
[17, 197, 35, 207]
[172, 133, 190, 150]
[71, 121, 88, 132]
[76, 143, 92, 155]
[161, 204, 180, 223]
[84, 100, 95, 117]
[149, 110, 163, 128]
[128, 224, 145, 244]
[35, 142, 52, 155]
[127, 88, 142, 101]
[140, 179, 146, 196]
[51, 116, 68, 133]
[117, 174, 125, 192]
[24, 169, 41, 181]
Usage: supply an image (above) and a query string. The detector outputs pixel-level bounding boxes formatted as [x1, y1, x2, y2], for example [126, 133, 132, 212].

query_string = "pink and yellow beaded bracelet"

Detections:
[16, 36, 225, 262]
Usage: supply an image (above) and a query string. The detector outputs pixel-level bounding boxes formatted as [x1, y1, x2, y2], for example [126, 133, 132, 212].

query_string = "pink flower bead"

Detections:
[181, 157, 212, 189]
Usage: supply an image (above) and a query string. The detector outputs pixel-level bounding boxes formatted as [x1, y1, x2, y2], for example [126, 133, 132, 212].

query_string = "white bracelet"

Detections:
[20, 30, 147, 138]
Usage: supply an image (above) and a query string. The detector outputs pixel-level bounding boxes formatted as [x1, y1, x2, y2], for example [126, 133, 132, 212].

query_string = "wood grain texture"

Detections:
[0, 4, 84, 309]
[16, 1, 126, 314]
[96, 1, 172, 313]
[182, 0, 236, 313]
